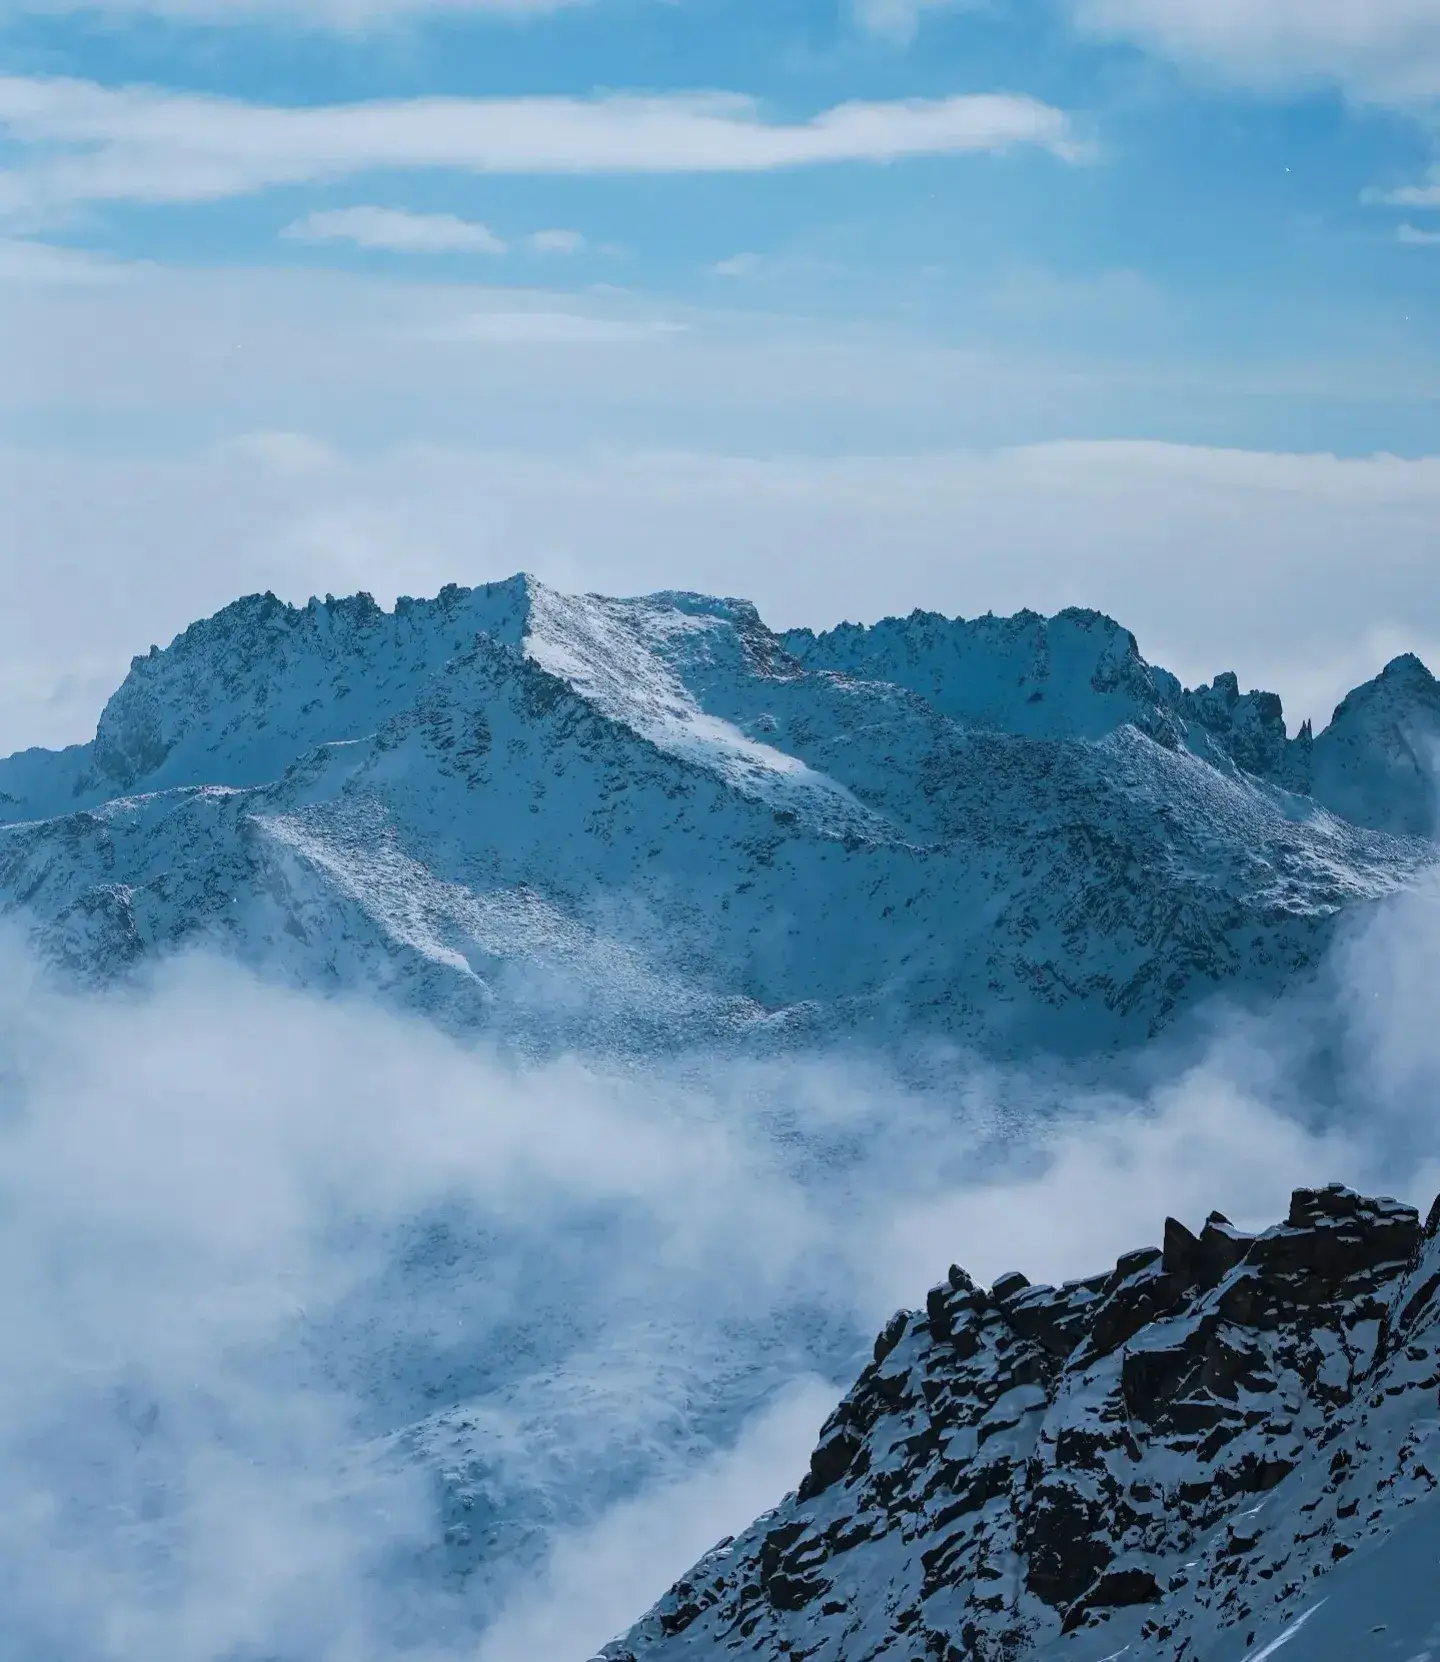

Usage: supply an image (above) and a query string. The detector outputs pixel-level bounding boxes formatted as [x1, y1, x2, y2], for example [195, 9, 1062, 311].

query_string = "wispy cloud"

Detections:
[0, 0, 591, 25]
[282, 204, 508, 253]
[1373, 179, 1440, 209]
[0, 77, 1080, 221]
[712, 251, 761, 277]
[0, 236, 130, 282]
[423, 309, 684, 343]
[852, 0, 969, 45]
[1398, 222, 1440, 245]
[0, 815, 1438, 1657]
[1073, 0, 1440, 108]
[527, 227, 584, 254]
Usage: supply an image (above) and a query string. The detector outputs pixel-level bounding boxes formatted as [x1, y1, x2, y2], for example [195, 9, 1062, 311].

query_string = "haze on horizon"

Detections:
[3, 0, 1440, 754]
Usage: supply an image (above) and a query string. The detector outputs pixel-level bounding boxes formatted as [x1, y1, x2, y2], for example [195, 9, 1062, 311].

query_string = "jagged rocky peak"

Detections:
[781, 605, 1187, 746]
[4, 575, 1434, 840]
[605, 1182, 1440, 1662]
[1311, 652, 1440, 837]
[1177, 671, 1313, 792]
[778, 601, 1327, 791]
[90, 576, 538, 794]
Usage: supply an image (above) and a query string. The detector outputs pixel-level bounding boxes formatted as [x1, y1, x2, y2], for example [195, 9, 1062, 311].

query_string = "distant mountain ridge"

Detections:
[0, 575, 1434, 1055]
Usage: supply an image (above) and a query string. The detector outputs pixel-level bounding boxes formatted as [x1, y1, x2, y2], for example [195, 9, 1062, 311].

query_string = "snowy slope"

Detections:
[605, 1185, 1440, 1662]
[0, 576, 1432, 1057]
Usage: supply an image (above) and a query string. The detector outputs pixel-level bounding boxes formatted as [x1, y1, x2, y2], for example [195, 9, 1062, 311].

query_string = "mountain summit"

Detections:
[0, 576, 1432, 1055]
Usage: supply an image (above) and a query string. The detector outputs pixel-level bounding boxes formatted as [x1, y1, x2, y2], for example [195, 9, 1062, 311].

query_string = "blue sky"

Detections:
[3, 2, 1440, 753]
[4, 0, 1438, 400]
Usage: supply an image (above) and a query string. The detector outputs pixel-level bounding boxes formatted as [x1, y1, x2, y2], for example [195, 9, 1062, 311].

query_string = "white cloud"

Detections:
[476, 1378, 837, 1662]
[3, 260, 1440, 749]
[853, 0, 969, 45]
[879, 1088, 1359, 1302]
[0, 0, 589, 24]
[0, 808, 1438, 1655]
[423, 308, 685, 342]
[0, 77, 1078, 221]
[0, 236, 130, 282]
[713, 251, 762, 277]
[527, 227, 584, 254]
[1073, 0, 1440, 107]
[1398, 222, 1440, 244]
[282, 204, 508, 253]
[1381, 182, 1440, 208]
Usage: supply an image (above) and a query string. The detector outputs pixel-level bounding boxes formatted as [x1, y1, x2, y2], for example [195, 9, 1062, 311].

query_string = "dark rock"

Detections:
[991, 1270, 1031, 1302]
[798, 1425, 863, 1502]
[1196, 1217, 1254, 1288]
[874, 1309, 911, 1365]
[1111, 1246, 1164, 1285]
[1164, 1216, 1202, 1279]
[765, 1571, 830, 1612]
[1022, 1481, 1117, 1609]
[1062, 1566, 1163, 1633]
[609, 1187, 1440, 1662]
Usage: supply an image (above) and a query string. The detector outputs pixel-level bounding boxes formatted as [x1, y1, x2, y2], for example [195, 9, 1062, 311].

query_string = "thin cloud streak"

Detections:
[852, 0, 969, 44]
[283, 205, 509, 253]
[0, 0, 589, 23]
[0, 78, 1080, 219]
[528, 227, 585, 254]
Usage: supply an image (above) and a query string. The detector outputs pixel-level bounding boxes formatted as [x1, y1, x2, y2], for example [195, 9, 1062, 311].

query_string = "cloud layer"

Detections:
[5, 427, 1440, 753]
[0, 0, 589, 23]
[0, 77, 1076, 222]
[1074, 0, 1440, 107]
[2, 872, 1439, 1659]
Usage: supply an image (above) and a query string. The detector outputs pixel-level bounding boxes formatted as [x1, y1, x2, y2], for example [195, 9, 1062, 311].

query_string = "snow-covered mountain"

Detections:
[0, 575, 1434, 1057]
[604, 1183, 1440, 1662]
[4, 576, 1440, 1661]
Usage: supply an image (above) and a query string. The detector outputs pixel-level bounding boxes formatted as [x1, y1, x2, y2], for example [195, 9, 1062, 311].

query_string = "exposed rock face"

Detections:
[604, 1185, 1440, 1662]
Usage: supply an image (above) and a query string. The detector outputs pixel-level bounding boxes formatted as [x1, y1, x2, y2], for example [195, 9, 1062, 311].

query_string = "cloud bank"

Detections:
[1, 873, 1439, 1659]
[0, 77, 1077, 222]
[5, 429, 1440, 753]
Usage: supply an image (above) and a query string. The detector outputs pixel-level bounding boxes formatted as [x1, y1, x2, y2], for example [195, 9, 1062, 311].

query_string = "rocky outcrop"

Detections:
[1176, 672, 1313, 792]
[604, 1184, 1440, 1662]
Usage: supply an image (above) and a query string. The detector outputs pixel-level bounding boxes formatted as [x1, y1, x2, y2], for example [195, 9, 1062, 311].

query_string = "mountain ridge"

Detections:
[0, 575, 1433, 1057]
[602, 1182, 1440, 1662]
